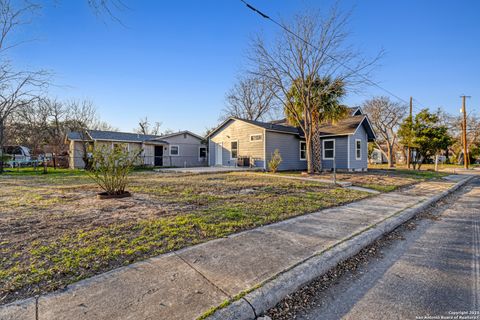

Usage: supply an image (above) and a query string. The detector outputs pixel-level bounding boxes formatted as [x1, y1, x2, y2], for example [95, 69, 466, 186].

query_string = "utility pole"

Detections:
[460, 95, 471, 169]
[407, 97, 413, 169]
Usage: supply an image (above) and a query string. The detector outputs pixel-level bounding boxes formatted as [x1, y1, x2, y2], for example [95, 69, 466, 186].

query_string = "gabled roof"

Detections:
[206, 117, 301, 138]
[262, 107, 362, 127]
[207, 112, 375, 141]
[317, 115, 375, 140]
[150, 130, 205, 141]
[237, 118, 302, 135]
[89, 130, 161, 142]
[347, 106, 363, 116]
[67, 130, 204, 143]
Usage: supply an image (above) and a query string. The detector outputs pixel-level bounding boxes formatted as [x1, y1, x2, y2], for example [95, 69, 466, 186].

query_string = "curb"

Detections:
[206, 175, 475, 320]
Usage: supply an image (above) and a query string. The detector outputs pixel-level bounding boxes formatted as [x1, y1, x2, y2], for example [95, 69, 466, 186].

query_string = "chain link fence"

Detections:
[1, 154, 209, 172]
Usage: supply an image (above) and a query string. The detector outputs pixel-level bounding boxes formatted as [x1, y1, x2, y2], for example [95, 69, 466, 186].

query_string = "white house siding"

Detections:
[142, 144, 156, 166]
[69, 141, 86, 169]
[320, 136, 349, 170]
[161, 134, 207, 167]
[348, 124, 369, 170]
[265, 131, 307, 171]
[209, 120, 265, 168]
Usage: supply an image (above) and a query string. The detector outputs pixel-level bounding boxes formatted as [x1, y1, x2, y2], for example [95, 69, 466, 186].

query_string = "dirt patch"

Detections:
[0, 171, 369, 305]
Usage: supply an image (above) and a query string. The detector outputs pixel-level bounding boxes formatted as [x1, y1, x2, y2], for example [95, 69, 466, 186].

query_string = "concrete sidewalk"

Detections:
[1, 177, 469, 320]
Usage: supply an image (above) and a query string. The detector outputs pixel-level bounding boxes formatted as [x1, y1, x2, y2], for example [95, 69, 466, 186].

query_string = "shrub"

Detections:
[268, 149, 282, 173]
[88, 144, 141, 195]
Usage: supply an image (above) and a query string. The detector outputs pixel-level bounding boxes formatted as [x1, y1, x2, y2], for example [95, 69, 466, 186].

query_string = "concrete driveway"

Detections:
[154, 166, 261, 174]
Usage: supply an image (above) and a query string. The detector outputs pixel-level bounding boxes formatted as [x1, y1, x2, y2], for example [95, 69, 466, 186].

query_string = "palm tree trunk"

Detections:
[312, 121, 322, 172]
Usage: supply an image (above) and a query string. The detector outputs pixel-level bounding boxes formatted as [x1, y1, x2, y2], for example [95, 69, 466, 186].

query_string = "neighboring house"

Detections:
[370, 148, 388, 164]
[1, 145, 31, 167]
[66, 130, 207, 169]
[207, 107, 376, 171]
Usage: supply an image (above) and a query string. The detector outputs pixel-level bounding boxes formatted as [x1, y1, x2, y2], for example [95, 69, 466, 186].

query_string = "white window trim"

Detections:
[169, 145, 180, 156]
[249, 133, 263, 142]
[198, 146, 207, 159]
[230, 140, 239, 160]
[299, 141, 307, 161]
[323, 139, 335, 160]
[355, 139, 362, 160]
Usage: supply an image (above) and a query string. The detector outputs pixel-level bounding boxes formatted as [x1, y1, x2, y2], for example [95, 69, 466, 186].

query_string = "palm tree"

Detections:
[286, 76, 348, 172]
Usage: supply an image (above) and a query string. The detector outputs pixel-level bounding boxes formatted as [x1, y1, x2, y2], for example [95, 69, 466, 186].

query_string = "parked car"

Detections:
[1, 145, 32, 167]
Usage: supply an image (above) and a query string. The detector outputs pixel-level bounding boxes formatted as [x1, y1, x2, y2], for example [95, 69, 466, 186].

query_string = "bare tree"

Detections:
[0, 68, 48, 171]
[87, 0, 128, 24]
[363, 96, 406, 167]
[444, 111, 480, 163]
[221, 75, 275, 121]
[250, 7, 381, 173]
[0, 0, 47, 172]
[65, 100, 104, 169]
[8, 97, 51, 154]
[134, 116, 162, 136]
[0, 0, 40, 53]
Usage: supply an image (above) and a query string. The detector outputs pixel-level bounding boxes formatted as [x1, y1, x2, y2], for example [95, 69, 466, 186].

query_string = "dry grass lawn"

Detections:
[0, 170, 369, 304]
[280, 168, 449, 192]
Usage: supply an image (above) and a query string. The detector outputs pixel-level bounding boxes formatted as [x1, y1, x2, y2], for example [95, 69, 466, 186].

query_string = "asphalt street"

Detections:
[273, 177, 480, 320]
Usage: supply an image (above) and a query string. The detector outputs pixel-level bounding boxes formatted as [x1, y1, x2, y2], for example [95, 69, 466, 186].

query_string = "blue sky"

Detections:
[9, 0, 480, 135]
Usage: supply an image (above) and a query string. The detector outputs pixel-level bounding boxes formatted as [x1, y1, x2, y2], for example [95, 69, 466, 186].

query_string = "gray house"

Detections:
[207, 107, 375, 171]
[66, 130, 207, 169]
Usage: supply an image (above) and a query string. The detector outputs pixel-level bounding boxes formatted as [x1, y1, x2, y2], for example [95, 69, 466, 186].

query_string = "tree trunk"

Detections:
[387, 143, 394, 168]
[305, 135, 314, 174]
[312, 122, 322, 173]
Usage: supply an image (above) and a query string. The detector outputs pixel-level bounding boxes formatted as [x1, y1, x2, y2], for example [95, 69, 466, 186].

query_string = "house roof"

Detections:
[149, 130, 205, 141]
[207, 112, 376, 141]
[268, 107, 363, 127]
[317, 115, 365, 136]
[89, 130, 161, 142]
[66, 130, 203, 143]
[237, 118, 302, 135]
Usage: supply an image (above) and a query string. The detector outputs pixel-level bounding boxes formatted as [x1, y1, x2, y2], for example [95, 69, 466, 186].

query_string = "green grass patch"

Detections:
[355, 183, 398, 192]
[0, 171, 369, 304]
[0, 167, 87, 177]
[389, 169, 449, 179]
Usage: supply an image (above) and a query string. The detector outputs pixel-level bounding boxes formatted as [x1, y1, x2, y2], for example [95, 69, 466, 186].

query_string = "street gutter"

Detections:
[204, 175, 475, 320]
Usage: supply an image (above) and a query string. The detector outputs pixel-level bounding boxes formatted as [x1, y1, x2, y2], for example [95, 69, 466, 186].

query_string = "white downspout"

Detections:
[347, 135, 351, 171]
[263, 129, 267, 170]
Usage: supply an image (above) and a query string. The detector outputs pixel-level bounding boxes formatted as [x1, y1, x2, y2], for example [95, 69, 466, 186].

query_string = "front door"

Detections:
[154, 146, 163, 166]
[215, 142, 223, 166]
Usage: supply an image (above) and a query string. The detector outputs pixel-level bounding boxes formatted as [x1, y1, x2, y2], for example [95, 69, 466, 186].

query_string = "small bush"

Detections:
[88, 145, 141, 195]
[268, 149, 282, 173]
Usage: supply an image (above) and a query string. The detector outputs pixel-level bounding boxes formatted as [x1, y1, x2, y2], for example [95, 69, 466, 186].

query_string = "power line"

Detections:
[239, 0, 428, 110]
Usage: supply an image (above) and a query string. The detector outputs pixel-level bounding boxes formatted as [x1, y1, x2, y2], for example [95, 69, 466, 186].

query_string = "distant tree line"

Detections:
[0, 0, 142, 173]
[364, 96, 479, 169]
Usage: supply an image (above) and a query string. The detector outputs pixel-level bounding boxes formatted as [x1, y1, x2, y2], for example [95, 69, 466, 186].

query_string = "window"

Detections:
[199, 147, 207, 158]
[170, 145, 179, 156]
[230, 141, 238, 159]
[250, 134, 263, 142]
[323, 140, 335, 160]
[300, 141, 307, 160]
[355, 139, 362, 160]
